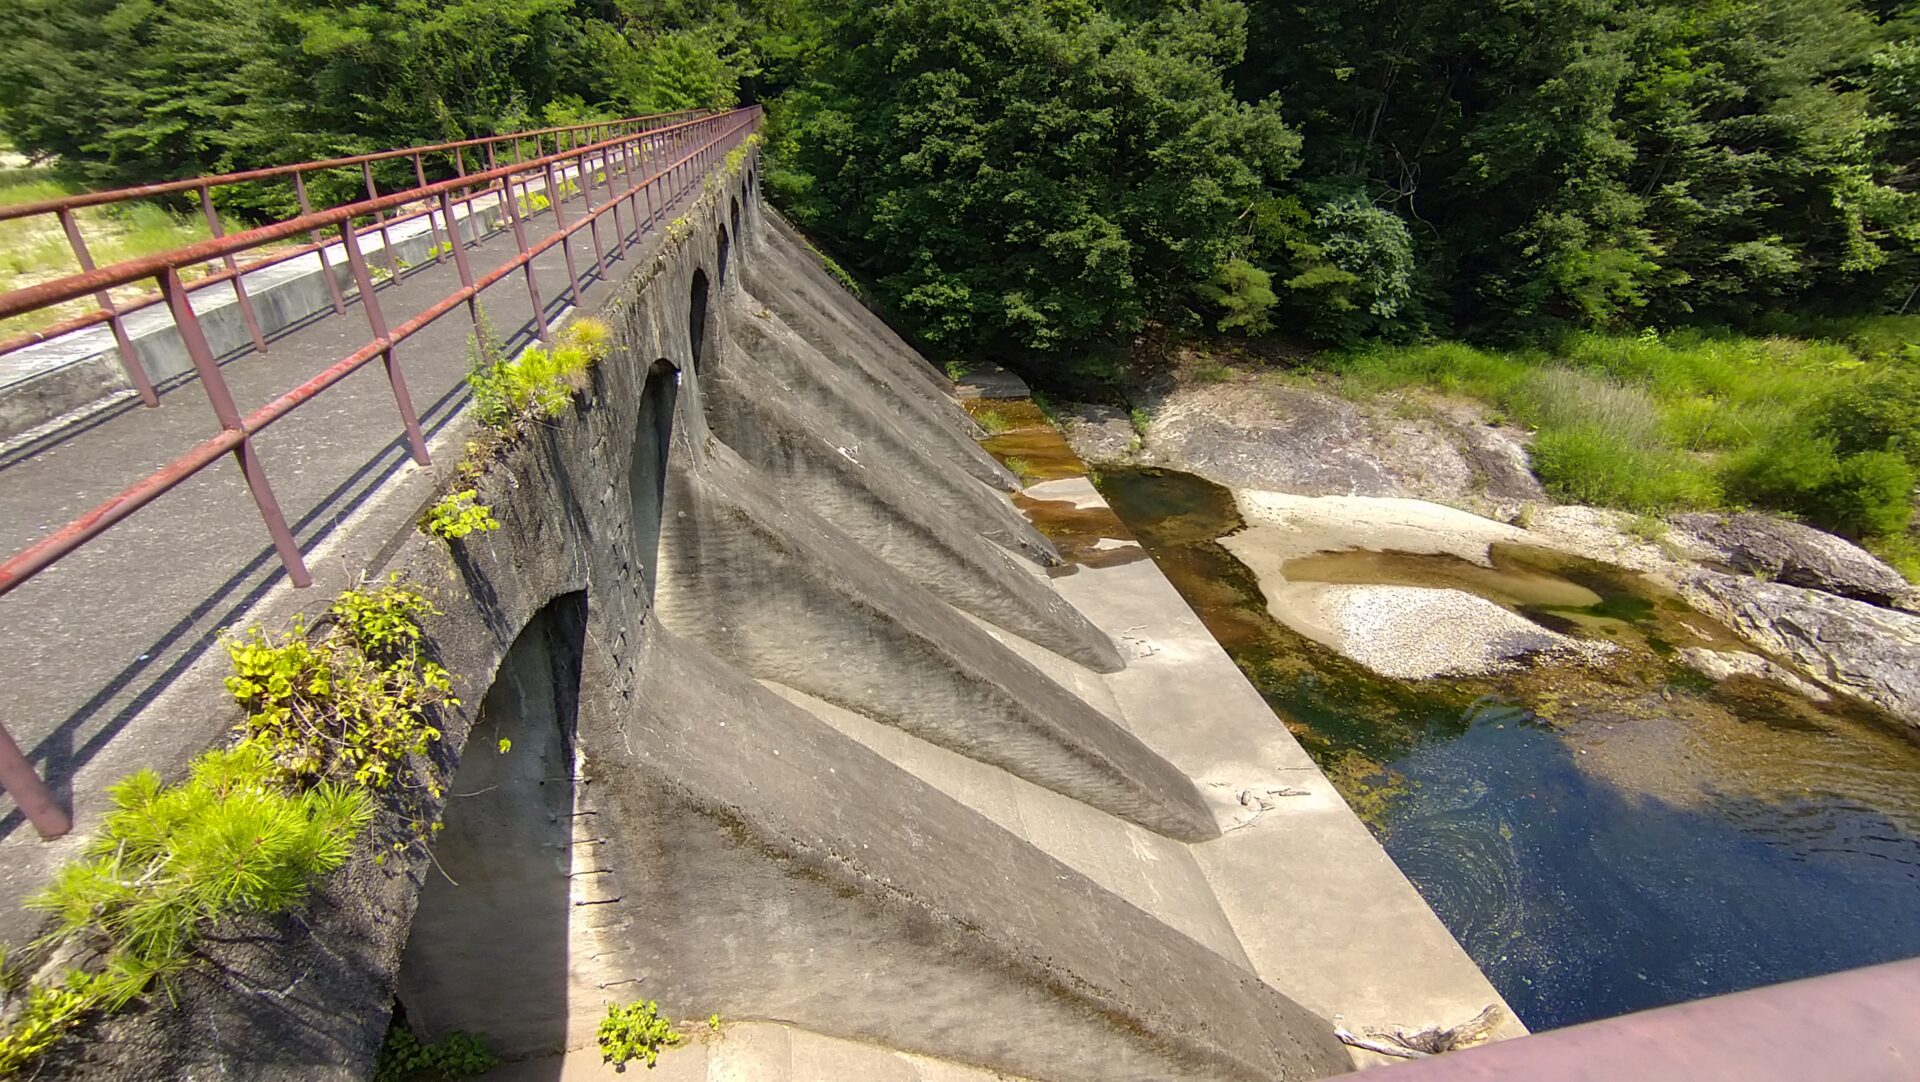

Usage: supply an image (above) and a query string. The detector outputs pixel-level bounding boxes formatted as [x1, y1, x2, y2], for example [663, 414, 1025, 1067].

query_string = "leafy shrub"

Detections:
[1265, 193, 1417, 345]
[1196, 258, 1278, 335]
[1819, 369, 1920, 467]
[226, 579, 456, 788]
[1723, 434, 1916, 540]
[373, 1025, 498, 1081]
[598, 1000, 682, 1068]
[423, 490, 500, 541]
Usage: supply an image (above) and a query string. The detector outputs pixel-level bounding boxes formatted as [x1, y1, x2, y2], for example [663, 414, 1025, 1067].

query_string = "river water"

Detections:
[1093, 465, 1920, 1030]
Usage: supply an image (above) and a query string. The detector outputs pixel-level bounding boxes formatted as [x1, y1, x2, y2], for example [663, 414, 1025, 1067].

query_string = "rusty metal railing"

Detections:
[0, 105, 762, 837]
[1390, 955, 1920, 1079]
[0, 110, 703, 401]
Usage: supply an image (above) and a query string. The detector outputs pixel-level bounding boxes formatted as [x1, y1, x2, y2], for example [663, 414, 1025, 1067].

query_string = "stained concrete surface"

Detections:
[5, 152, 1511, 1081]
[0, 170, 701, 937]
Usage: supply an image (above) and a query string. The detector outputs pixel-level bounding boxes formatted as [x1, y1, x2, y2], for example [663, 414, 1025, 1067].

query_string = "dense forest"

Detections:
[5, 0, 1914, 345]
[2, 0, 1918, 557]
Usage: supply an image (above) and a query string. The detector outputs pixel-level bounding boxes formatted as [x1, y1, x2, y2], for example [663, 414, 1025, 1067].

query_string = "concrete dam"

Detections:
[0, 140, 1514, 1078]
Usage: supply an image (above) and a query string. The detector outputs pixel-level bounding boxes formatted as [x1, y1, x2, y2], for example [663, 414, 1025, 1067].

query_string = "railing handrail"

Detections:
[0, 105, 763, 838]
[0, 110, 705, 224]
[0, 110, 730, 320]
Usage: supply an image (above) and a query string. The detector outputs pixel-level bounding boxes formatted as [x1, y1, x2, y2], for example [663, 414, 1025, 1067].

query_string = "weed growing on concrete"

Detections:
[422, 490, 500, 542]
[467, 315, 614, 432]
[516, 190, 551, 217]
[1003, 456, 1038, 485]
[944, 359, 969, 382]
[1129, 407, 1151, 438]
[806, 240, 860, 296]
[977, 409, 1011, 435]
[0, 574, 459, 1074]
[0, 974, 106, 1075]
[228, 577, 456, 789]
[1192, 361, 1234, 384]
[598, 1000, 683, 1068]
[373, 1022, 498, 1081]
[465, 310, 513, 428]
[32, 743, 370, 992]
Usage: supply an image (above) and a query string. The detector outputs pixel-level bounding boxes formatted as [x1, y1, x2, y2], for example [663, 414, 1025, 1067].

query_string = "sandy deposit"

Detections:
[1222, 491, 1618, 679]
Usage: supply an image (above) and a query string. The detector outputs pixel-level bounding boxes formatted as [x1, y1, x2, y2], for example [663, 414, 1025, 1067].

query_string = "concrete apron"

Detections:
[464, 481, 1517, 1074]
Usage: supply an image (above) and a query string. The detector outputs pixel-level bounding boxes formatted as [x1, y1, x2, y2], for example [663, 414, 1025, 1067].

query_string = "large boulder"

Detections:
[1671, 512, 1919, 611]
[1678, 571, 1920, 731]
[1063, 375, 1546, 514]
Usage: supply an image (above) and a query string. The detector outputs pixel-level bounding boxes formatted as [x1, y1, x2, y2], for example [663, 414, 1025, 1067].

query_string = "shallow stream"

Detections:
[1094, 465, 1920, 1030]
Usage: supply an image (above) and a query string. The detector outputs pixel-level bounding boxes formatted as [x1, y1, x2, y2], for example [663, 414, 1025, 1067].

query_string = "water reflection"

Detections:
[1097, 465, 1920, 1030]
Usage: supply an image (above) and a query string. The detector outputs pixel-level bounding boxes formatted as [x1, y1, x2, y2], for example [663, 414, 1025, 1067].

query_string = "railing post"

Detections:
[57, 208, 158, 407]
[336, 223, 431, 467]
[413, 152, 449, 264]
[361, 161, 404, 279]
[438, 188, 482, 329]
[606, 138, 630, 261]
[198, 186, 270, 354]
[0, 721, 71, 839]
[499, 166, 552, 343]
[577, 146, 610, 277]
[542, 162, 585, 307]
[292, 172, 349, 315]
[159, 267, 311, 588]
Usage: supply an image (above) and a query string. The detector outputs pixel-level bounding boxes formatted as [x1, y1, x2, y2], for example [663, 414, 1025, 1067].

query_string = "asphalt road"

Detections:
[0, 176, 698, 844]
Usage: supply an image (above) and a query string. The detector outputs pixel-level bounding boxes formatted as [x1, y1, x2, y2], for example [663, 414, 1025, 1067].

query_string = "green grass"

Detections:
[0, 164, 251, 337]
[0, 166, 79, 208]
[1326, 320, 1920, 574]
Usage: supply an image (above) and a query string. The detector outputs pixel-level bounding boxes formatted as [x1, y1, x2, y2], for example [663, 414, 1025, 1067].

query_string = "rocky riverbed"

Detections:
[1062, 361, 1920, 733]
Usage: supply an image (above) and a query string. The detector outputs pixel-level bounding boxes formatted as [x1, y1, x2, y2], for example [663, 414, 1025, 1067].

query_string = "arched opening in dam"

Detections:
[716, 224, 732, 285]
[630, 360, 680, 601]
[688, 267, 711, 372]
[730, 196, 742, 241]
[392, 591, 589, 1059]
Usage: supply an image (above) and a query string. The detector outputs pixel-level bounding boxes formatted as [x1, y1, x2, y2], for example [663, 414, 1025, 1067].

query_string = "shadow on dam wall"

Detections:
[46, 152, 1508, 1081]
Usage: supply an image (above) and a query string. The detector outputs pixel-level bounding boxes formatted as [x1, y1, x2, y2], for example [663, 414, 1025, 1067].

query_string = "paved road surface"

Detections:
[0, 177, 702, 847]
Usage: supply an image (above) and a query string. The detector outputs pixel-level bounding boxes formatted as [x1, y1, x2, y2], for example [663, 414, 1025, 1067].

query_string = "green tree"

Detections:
[770, 0, 1301, 352]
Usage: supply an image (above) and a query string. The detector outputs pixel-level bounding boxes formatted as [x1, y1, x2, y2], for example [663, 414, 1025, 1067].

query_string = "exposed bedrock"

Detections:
[577, 626, 1350, 1082]
[1678, 571, 1920, 730]
[720, 289, 1067, 568]
[741, 227, 1021, 494]
[653, 431, 1216, 841]
[1670, 512, 1920, 612]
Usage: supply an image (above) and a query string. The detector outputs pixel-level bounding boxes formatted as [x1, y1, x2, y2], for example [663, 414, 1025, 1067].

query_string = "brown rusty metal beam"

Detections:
[1389, 957, 1920, 1081]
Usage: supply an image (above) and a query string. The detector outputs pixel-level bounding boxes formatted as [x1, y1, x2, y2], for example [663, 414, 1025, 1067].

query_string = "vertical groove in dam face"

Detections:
[739, 229, 1022, 493]
[721, 288, 1066, 566]
[651, 430, 1217, 841]
[703, 316, 1122, 669]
